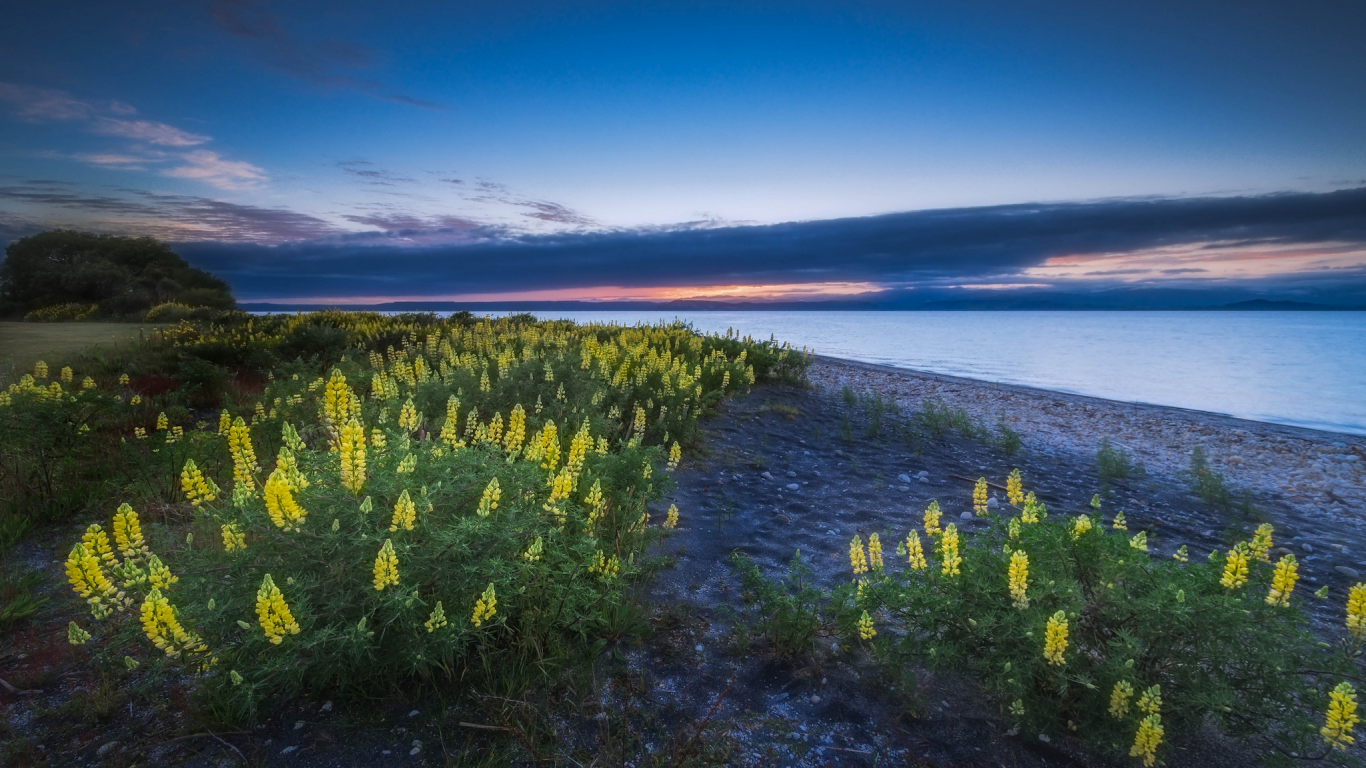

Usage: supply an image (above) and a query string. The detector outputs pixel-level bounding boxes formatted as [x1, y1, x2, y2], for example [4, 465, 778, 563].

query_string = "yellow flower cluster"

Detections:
[523, 536, 544, 562]
[218, 409, 232, 435]
[1172, 545, 1189, 563]
[1008, 550, 1029, 609]
[972, 477, 988, 516]
[1043, 610, 1068, 665]
[68, 621, 92, 645]
[939, 524, 962, 577]
[180, 459, 219, 506]
[221, 522, 247, 552]
[1266, 554, 1299, 607]
[384, 489, 416, 531]
[905, 530, 926, 570]
[1136, 684, 1161, 715]
[65, 541, 121, 618]
[667, 441, 681, 471]
[228, 417, 259, 491]
[1112, 510, 1127, 530]
[849, 535, 869, 576]
[1006, 468, 1023, 506]
[156, 411, 168, 430]
[112, 503, 147, 557]
[1130, 713, 1164, 767]
[34, 360, 48, 378]
[857, 610, 876, 640]
[321, 369, 355, 432]
[471, 583, 497, 627]
[255, 574, 301, 644]
[147, 554, 178, 590]
[1347, 584, 1366, 640]
[924, 501, 942, 537]
[1070, 514, 1093, 539]
[140, 588, 208, 659]
[1129, 531, 1148, 551]
[504, 403, 526, 455]
[1109, 680, 1134, 717]
[1220, 544, 1250, 589]
[664, 504, 680, 530]
[264, 467, 308, 532]
[399, 397, 420, 432]
[1322, 681, 1359, 750]
[588, 550, 621, 579]
[339, 418, 367, 494]
[425, 601, 448, 632]
[61, 366, 73, 383]
[372, 539, 400, 591]
[867, 533, 883, 570]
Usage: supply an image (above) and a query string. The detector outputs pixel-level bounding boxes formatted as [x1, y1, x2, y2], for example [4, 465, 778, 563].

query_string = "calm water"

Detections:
[484, 310, 1366, 436]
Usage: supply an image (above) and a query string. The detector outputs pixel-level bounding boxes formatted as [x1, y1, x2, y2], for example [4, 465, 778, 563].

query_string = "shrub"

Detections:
[842, 483, 1362, 764]
[24, 302, 99, 322]
[144, 302, 196, 322]
[1096, 437, 1141, 484]
[730, 550, 832, 659]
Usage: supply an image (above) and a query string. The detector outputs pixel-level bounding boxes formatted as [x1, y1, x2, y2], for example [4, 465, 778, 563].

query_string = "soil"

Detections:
[4, 358, 1364, 766]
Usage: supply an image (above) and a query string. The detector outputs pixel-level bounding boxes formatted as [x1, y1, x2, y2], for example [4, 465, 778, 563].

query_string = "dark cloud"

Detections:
[337, 161, 416, 186]
[172, 187, 1366, 300]
[1161, 268, 1210, 274]
[208, 0, 441, 109]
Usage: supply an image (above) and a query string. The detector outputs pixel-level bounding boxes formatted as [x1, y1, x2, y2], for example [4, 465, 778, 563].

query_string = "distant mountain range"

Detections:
[240, 289, 1365, 313]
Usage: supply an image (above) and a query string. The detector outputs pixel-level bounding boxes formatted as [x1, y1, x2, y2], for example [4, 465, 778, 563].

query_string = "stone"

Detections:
[786, 470, 797, 478]
[897, 474, 912, 483]
[810, 695, 821, 704]
[294, 721, 305, 730]
[986, 497, 999, 508]
[320, 700, 333, 712]
[960, 511, 974, 520]
[1336, 566, 1360, 578]
[786, 483, 800, 491]
[695, 644, 704, 652]
[761, 471, 773, 480]
[409, 709, 419, 717]
[97, 741, 118, 757]
[280, 746, 297, 755]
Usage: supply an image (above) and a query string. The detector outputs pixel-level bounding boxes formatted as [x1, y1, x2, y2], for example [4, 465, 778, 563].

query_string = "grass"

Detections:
[0, 322, 163, 379]
[1096, 437, 1142, 486]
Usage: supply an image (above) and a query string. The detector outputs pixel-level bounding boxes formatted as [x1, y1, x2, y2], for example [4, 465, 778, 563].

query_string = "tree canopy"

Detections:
[0, 230, 235, 319]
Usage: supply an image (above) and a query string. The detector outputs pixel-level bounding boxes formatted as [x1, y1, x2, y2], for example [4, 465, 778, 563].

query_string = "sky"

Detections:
[1, 0, 1364, 305]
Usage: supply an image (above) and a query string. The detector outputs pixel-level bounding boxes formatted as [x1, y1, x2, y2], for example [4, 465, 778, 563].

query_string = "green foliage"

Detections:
[0, 230, 235, 319]
[729, 550, 832, 659]
[918, 398, 988, 440]
[1096, 437, 1142, 484]
[24, 302, 99, 322]
[853, 511, 1360, 765]
[995, 419, 1023, 456]
[1188, 446, 1233, 508]
[0, 569, 46, 631]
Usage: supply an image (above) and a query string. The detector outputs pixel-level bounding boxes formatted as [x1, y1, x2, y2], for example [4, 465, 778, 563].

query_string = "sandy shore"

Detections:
[807, 356, 1366, 528]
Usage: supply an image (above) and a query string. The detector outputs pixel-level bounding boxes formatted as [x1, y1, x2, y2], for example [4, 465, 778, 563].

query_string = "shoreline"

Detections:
[807, 355, 1365, 527]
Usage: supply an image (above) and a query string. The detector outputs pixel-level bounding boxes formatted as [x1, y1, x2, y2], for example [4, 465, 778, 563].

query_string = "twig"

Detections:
[0, 677, 42, 695]
[159, 730, 248, 747]
[458, 721, 512, 732]
[671, 677, 736, 766]
[208, 730, 249, 765]
[949, 474, 1007, 491]
[823, 746, 873, 755]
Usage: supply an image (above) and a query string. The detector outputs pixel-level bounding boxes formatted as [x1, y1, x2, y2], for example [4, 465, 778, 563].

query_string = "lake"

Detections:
[481, 310, 1366, 436]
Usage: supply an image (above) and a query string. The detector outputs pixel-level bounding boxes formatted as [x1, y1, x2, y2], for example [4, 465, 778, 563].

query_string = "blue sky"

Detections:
[1, 1, 1364, 302]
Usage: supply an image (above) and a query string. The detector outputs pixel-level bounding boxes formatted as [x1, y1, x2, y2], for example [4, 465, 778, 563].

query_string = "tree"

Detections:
[0, 230, 235, 318]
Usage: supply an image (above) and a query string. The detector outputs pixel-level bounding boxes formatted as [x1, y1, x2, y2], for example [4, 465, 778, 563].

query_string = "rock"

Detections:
[409, 709, 419, 717]
[294, 720, 305, 730]
[320, 700, 333, 712]
[97, 741, 118, 757]
[986, 497, 999, 508]
[1304, 543, 1316, 553]
[280, 746, 297, 755]
[410, 740, 422, 755]
[834, 449, 846, 457]
[1336, 566, 1360, 578]
[898, 485, 910, 491]
[897, 474, 912, 483]
[960, 511, 974, 520]
[695, 644, 704, 653]
[761, 471, 773, 480]
[786, 470, 797, 478]
[810, 695, 821, 704]
[771, 692, 789, 702]
[786, 483, 800, 491]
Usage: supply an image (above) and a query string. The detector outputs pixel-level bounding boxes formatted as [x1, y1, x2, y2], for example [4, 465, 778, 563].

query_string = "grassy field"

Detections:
[0, 322, 161, 376]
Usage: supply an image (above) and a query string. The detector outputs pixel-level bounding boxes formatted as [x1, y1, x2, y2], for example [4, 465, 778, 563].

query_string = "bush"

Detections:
[144, 302, 196, 322]
[1096, 437, 1142, 484]
[840, 485, 1361, 765]
[53, 314, 807, 717]
[24, 302, 99, 322]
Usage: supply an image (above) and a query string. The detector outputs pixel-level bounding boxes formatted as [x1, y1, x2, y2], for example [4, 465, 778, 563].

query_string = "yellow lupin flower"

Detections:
[68, 621, 92, 645]
[1250, 523, 1274, 562]
[425, 602, 448, 632]
[1007, 516, 1021, 540]
[471, 583, 497, 627]
[82, 523, 118, 566]
[61, 366, 73, 384]
[1071, 514, 1093, 539]
[1006, 468, 1023, 506]
[503, 403, 526, 454]
[588, 550, 621, 579]
[1021, 492, 1042, 524]
[1267, 554, 1299, 607]
[477, 477, 501, 518]
[65, 542, 118, 618]
[923, 500, 942, 537]
[1346, 583, 1366, 640]
[140, 588, 206, 659]
[1008, 550, 1029, 609]
[1136, 684, 1162, 715]
[398, 397, 420, 432]
[1112, 510, 1127, 530]
[973, 477, 988, 516]
[118, 373, 129, 386]
[1173, 545, 1189, 563]
[857, 610, 876, 640]
[217, 409, 231, 436]
[1043, 610, 1069, 665]
[939, 524, 962, 577]
[112, 503, 147, 558]
[867, 533, 884, 570]
[1130, 713, 1164, 767]
[146, 554, 178, 590]
[156, 411, 168, 430]
[1110, 680, 1134, 718]
[389, 489, 417, 531]
[263, 467, 308, 532]
[849, 535, 869, 576]
[228, 417, 258, 492]
[82, 376, 96, 390]
[255, 574, 301, 644]
[664, 504, 679, 530]
[523, 536, 544, 562]
[221, 522, 247, 552]
[1220, 543, 1250, 589]
[321, 369, 352, 431]
[34, 360, 48, 379]
[180, 460, 219, 506]
[339, 418, 367, 494]
[905, 530, 927, 570]
[1129, 531, 1148, 551]
[667, 441, 681, 471]
[372, 539, 400, 591]
[1322, 681, 1359, 751]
